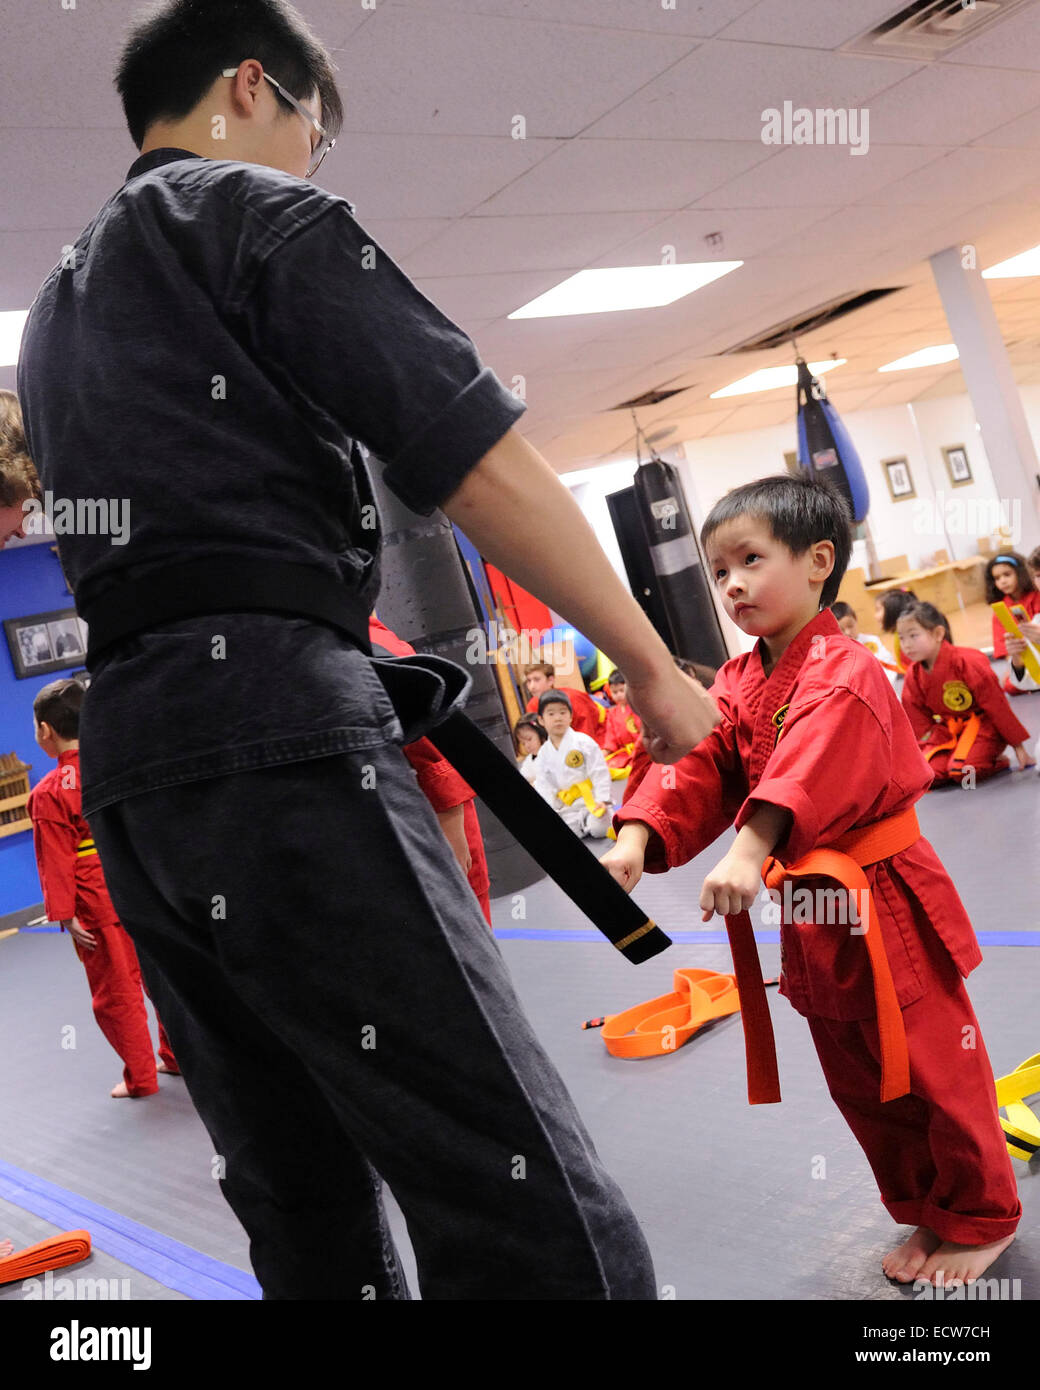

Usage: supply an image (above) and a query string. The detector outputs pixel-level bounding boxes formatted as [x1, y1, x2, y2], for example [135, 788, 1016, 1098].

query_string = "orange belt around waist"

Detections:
[727, 804, 921, 1108]
[922, 714, 981, 771]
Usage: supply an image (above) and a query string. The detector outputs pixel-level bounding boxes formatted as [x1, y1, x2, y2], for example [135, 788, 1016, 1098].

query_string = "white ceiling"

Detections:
[3, 0, 1040, 471]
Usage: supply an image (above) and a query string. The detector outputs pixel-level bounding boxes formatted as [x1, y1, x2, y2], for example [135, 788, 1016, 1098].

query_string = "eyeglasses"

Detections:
[222, 66, 335, 178]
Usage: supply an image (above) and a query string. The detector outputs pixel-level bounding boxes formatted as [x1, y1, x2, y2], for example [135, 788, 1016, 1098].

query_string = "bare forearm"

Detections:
[732, 803, 792, 864]
[441, 428, 674, 682]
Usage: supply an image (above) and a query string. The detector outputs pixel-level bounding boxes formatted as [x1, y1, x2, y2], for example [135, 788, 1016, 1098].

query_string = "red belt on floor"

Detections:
[726, 805, 921, 1107]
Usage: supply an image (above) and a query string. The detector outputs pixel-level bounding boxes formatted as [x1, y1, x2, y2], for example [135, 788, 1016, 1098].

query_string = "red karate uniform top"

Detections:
[368, 615, 491, 917]
[602, 702, 642, 770]
[525, 686, 607, 744]
[991, 589, 1040, 659]
[615, 608, 983, 1021]
[27, 748, 118, 931]
[901, 640, 1030, 757]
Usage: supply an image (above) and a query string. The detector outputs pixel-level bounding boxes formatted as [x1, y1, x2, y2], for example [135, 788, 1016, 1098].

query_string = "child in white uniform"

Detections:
[831, 601, 900, 687]
[532, 691, 612, 839]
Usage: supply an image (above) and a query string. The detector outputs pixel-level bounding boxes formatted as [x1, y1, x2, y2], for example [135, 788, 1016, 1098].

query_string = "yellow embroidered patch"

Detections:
[942, 680, 973, 712]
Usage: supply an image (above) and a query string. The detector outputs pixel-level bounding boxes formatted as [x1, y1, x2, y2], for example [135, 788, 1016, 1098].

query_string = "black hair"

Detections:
[513, 714, 547, 756]
[115, 0, 344, 150]
[674, 655, 717, 686]
[700, 473, 852, 609]
[876, 588, 917, 633]
[984, 551, 1037, 605]
[34, 678, 85, 740]
[538, 689, 572, 715]
[897, 601, 952, 644]
[830, 601, 855, 621]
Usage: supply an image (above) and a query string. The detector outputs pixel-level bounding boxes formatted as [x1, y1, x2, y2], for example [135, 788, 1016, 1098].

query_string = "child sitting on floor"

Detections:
[513, 714, 548, 784]
[27, 679, 179, 1099]
[897, 601, 1034, 784]
[830, 601, 899, 686]
[603, 473, 1021, 1289]
[532, 690, 612, 839]
[601, 669, 643, 780]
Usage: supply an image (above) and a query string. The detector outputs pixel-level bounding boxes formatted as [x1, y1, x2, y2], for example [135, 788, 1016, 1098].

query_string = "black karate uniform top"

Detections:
[17, 148, 525, 816]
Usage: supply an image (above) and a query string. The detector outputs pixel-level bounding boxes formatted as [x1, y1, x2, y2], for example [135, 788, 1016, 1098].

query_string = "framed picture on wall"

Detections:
[3, 608, 87, 680]
[941, 444, 972, 487]
[883, 456, 916, 502]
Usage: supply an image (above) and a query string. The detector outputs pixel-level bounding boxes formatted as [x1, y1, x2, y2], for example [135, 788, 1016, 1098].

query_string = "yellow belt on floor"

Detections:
[995, 1054, 1040, 1160]
[75, 837, 98, 858]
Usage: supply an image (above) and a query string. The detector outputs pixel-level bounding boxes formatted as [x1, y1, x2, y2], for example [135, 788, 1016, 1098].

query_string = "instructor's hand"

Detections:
[625, 663, 721, 764]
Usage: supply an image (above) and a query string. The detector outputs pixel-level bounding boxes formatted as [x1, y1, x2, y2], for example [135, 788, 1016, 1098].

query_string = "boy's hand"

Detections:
[626, 664, 721, 765]
[1020, 620, 1040, 643]
[700, 848, 763, 921]
[65, 917, 97, 950]
[1013, 743, 1036, 770]
[436, 804, 472, 875]
[601, 822, 649, 893]
[1006, 635, 1027, 658]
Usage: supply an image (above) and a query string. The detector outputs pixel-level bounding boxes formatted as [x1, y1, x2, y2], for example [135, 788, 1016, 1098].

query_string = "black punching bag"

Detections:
[632, 458, 728, 670]
[364, 452, 541, 897]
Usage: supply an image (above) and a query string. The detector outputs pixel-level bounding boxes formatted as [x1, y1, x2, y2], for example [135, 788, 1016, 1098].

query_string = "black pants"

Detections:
[88, 744, 656, 1299]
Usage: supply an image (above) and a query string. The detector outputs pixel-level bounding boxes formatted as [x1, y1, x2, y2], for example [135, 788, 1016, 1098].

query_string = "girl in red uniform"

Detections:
[603, 474, 1021, 1289]
[27, 679, 178, 1098]
[986, 552, 1040, 694]
[898, 601, 1034, 784]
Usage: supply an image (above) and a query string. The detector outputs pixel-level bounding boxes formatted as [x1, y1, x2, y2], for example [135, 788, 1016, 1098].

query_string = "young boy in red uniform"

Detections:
[523, 662, 607, 745]
[369, 615, 492, 925]
[27, 679, 178, 1098]
[601, 669, 643, 779]
[898, 601, 1034, 783]
[603, 473, 1021, 1288]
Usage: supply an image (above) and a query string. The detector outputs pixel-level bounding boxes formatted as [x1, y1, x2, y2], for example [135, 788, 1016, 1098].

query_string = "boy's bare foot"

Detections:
[157, 1061, 180, 1075]
[0, 1238, 13, 1258]
[882, 1226, 941, 1282]
[111, 1080, 131, 1097]
[918, 1234, 1016, 1286]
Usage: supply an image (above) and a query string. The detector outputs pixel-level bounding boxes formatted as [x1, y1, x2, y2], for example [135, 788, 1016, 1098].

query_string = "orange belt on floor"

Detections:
[589, 968, 742, 1058]
[921, 714, 981, 772]
[0, 1231, 91, 1285]
[726, 805, 921, 1107]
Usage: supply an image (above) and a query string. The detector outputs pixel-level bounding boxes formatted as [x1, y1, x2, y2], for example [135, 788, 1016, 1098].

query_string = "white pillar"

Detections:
[930, 245, 1040, 555]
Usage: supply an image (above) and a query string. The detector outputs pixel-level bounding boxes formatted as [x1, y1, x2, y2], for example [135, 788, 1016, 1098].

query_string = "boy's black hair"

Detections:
[984, 551, 1037, 606]
[674, 655, 717, 686]
[538, 689, 572, 715]
[898, 601, 952, 644]
[115, 0, 344, 151]
[34, 678, 85, 740]
[877, 588, 917, 633]
[513, 714, 547, 755]
[830, 601, 855, 621]
[1027, 545, 1040, 575]
[606, 668, 625, 686]
[700, 473, 852, 609]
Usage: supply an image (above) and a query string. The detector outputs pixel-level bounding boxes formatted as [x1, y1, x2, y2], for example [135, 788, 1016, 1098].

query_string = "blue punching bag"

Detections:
[795, 358, 870, 523]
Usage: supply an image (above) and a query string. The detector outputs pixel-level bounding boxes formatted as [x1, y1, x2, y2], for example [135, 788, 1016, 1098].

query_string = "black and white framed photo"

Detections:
[3, 608, 87, 680]
[941, 444, 973, 487]
[883, 456, 916, 502]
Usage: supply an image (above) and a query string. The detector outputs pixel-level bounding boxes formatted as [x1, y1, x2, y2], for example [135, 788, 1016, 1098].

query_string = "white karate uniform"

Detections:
[518, 752, 540, 784]
[857, 632, 900, 687]
[533, 728, 612, 838]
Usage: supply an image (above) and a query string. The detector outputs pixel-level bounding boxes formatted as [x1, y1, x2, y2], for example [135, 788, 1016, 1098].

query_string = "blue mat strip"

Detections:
[0, 1158, 260, 1300]
[494, 928, 1040, 945]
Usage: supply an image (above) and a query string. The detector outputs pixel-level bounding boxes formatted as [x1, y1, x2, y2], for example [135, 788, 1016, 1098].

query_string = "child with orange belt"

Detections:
[27, 679, 178, 1099]
[897, 601, 1034, 784]
[601, 668, 643, 779]
[986, 551, 1040, 695]
[603, 474, 1021, 1289]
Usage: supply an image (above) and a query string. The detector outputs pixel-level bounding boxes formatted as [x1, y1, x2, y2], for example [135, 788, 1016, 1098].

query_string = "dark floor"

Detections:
[1, 679, 1038, 1301]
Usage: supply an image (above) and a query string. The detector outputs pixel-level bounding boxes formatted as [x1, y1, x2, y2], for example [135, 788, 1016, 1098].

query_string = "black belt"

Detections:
[79, 559, 671, 965]
[80, 558, 373, 668]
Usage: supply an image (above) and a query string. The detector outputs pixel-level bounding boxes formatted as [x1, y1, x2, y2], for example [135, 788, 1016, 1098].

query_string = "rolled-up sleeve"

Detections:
[245, 204, 527, 514]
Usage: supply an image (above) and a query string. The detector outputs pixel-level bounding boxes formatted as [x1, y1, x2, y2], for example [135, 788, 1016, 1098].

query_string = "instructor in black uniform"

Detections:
[17, 0, 720, 1299]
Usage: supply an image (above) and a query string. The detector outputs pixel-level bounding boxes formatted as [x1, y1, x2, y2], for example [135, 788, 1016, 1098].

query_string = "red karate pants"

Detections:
[805, 919, 1021, 1246]
[73, 921, 178, 1096]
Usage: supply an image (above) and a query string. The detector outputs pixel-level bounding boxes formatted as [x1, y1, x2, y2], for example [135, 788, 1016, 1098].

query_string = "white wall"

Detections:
[567, 385, 1040, 659]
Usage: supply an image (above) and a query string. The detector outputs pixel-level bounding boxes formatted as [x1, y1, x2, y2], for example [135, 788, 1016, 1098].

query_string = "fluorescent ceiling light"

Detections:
[983, 244, 1040, 278]
[0, 310, 29, 368]
[509, 261, 742, 319]
[878, 344, 958, 372]
[710, 359, 845, 399]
